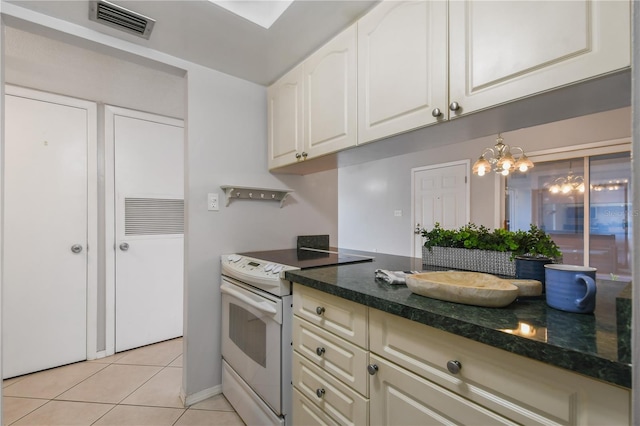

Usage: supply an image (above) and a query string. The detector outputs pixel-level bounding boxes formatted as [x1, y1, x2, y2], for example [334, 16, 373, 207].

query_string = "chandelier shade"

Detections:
[472, 134, 533, 177]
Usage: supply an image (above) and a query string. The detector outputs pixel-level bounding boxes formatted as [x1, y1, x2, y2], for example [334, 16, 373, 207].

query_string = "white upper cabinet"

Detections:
[304, 24, 357, 159]
[268, 25, 357, 170]
[268, 63, 304, 169]
[448, 0, 631, 117]
[357, 0, 447, 144]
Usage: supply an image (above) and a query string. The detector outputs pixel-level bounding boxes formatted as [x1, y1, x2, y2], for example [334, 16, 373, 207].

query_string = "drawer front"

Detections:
[293, 283, 368, 348]
[370, 354, 515, 426]
[293, 387, 340, 426]
[293, 351, 369, 426]
[293, 315, 368, 396]
[370, 308, 630, 425]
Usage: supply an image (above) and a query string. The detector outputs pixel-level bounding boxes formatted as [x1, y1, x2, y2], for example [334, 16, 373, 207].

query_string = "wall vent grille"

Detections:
[89, 0, 155, 39]
[125, 197, 184, 236]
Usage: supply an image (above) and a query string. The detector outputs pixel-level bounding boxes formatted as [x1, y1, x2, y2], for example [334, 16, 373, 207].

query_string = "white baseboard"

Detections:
[181, 385, 223, 407]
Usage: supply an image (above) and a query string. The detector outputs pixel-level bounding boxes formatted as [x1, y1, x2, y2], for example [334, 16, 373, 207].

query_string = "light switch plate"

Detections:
[208, 193, 219, 211]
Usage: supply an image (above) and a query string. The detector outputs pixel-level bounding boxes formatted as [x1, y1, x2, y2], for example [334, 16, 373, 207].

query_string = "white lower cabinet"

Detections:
[369, 308, 631, 426]
[292, 285, 631, 425]
[293, 352, 368, 425]
[369, 354, 514, 425]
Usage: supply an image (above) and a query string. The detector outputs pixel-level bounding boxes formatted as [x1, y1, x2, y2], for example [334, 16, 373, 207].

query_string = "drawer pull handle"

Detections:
[315, 306, 325, 315]
[316, 347, 326, 356]
[367, 364, 379, 375]
[447, 360, 462, 374]
[316, 388, 325, 398]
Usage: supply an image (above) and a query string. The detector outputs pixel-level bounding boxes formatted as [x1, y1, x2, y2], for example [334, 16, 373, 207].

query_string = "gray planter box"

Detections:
[422, 246, 515, 276]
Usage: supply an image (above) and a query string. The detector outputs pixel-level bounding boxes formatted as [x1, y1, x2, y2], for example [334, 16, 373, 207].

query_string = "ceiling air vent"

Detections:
[89, 0, 155, 39]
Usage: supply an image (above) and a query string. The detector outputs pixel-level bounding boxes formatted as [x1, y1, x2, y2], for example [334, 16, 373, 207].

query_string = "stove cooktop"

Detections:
[238, 248, 374, 270]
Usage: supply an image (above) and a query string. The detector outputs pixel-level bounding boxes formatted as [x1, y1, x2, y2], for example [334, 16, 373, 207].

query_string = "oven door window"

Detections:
[229, 303, 266, 368]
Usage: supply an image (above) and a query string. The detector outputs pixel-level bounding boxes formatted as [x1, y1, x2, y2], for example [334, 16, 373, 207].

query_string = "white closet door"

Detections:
[3, 90, 94, 378]
[412, 162, 469, 257]
[111, 108, 184, 352]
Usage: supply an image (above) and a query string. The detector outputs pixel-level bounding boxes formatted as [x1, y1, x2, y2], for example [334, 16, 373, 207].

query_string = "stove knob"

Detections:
[227, 255, 241, 263]
[272, 265, 283, 274]
[264, 263, 274, 272]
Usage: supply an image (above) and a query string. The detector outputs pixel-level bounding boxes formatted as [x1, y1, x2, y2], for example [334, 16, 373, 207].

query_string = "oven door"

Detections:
[221, 277, 283, 415]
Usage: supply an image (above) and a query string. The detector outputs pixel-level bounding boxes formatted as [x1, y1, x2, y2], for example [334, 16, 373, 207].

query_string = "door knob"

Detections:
[449, 101, 461, 112]
[432, 108, 442, 117]
[119, 242, 130, 251]
[367, 364, 379, 375]
[71, 244, 83, 254]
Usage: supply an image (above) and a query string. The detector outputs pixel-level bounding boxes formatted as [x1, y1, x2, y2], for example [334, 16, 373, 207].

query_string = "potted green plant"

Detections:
[420, 223, 562, 277]
[509, 225, 562, 287]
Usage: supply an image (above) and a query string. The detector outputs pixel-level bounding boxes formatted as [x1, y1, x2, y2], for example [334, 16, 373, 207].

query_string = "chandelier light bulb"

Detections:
[472, 134, 533, 177]
[549, 185, 560, 194]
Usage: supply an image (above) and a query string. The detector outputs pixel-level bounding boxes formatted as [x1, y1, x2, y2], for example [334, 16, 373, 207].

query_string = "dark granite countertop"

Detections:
[284, 251, 632, 389]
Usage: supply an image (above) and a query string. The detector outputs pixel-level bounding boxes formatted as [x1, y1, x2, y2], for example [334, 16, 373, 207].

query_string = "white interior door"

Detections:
[111, 108, 184, 352]
[412, 162, 470, 257]
[3, 89, 96, 378]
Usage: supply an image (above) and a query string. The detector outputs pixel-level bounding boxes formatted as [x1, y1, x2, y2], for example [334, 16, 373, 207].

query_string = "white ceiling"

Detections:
[6, 0, 379, 86]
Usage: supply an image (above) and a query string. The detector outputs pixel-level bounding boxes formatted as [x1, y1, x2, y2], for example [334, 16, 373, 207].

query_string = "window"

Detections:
[506, 151, 632, 281]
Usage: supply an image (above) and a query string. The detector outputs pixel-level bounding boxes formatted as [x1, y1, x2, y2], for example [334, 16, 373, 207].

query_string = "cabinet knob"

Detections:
[367, 364, 379, 375]
[432, 108, 442, 117]
[316, 347, 326, 356]
[295, 153, 302, 160]
[301, 152, 308, 159]
[446, 360, 462, 374]
[449, 101, 461, 112]
[315, 306, 325, 315]
[316, 388, 325, 398]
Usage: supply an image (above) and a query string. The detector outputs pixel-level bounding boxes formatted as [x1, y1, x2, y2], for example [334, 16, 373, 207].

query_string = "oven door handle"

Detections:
[220, 282, 278, 315]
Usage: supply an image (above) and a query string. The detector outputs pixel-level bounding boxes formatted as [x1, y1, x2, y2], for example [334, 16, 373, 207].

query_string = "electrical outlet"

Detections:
[394, 210, 402, 217]
[208, 193, 219, 211]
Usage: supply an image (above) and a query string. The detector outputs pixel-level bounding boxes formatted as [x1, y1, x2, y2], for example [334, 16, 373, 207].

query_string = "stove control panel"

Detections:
[221, 254, 298, 296]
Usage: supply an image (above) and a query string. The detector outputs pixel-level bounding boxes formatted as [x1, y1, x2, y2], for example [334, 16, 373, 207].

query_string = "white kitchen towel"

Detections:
[375, 269, 419, 285]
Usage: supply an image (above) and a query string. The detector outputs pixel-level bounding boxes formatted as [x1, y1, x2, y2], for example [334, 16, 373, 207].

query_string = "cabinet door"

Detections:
[293, 316, 369, 397]
[369, 354, 515, 425]
[293, 388, 340, 426]
[293, 283, 368, 348]
[448, 0, 631, 117]
[268, 63, 304, 169]
[304, 24, 357, 158]
[293, 352, 369, 426]
[357, 0, 447, 144]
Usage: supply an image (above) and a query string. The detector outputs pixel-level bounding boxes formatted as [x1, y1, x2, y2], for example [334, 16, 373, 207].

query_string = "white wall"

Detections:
[0, 5, 338, 405]
[339, 107, 631, 257]
[4, 27, 185, 119]
[183, 64, 337, 397]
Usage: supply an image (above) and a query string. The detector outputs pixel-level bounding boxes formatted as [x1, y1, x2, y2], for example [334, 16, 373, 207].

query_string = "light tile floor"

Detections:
[2, 338, 244, 426]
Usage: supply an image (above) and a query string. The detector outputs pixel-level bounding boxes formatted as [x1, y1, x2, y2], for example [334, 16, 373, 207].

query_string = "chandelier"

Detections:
[548, 163, 585, 194]
[472, 134, 534, 177]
